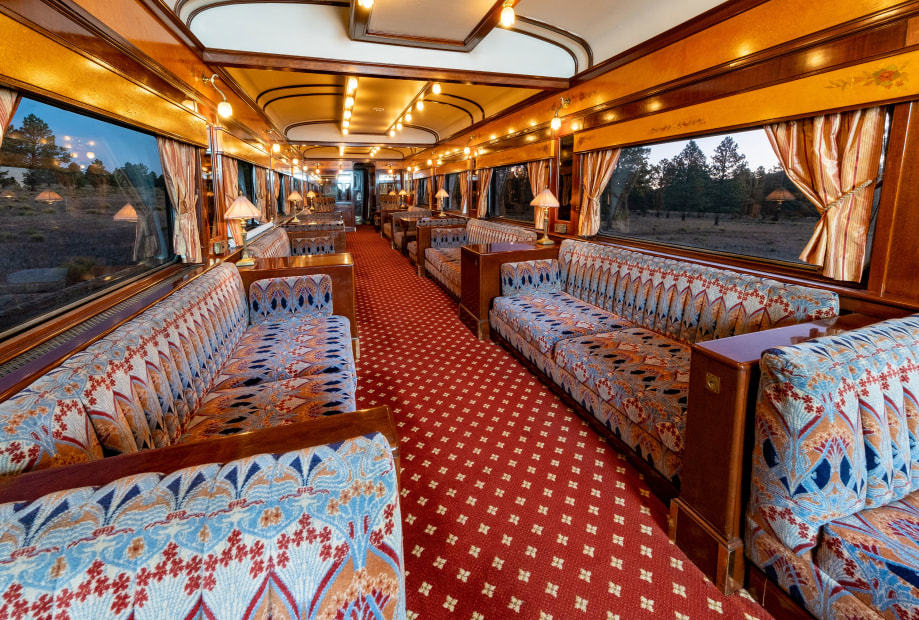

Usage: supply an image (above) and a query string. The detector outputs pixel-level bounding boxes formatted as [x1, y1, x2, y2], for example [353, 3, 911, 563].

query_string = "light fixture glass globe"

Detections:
[405, 112, 412, 122]
[342, 128, 349, 135]
[500, 4, 515, 27]
[396, 122, 403, 130]
[416, 100, 424, 111]
[345, 96, 354, 108]
[344, 110, 352, 119]
[432, 83, 442, 95]
[550, 116, 562, 130]
[347, 76, 358, 92]
[272, 143, 280, 153]
[390, 129, 396, 137]
[217, 100, 232, 118]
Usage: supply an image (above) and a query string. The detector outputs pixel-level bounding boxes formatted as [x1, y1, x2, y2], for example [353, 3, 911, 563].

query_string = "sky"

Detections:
[642, 127, 782, 172]
[4, 97, 164, 175]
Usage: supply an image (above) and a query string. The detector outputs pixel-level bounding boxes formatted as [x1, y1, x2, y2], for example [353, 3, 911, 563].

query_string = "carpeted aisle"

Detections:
[347, 225, 771, 620]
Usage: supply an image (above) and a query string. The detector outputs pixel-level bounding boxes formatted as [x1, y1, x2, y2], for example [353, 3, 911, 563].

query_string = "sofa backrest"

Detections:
[312, 196, 336, 212]
[286, 220, 345, 231]
[431, 227, 467, 248]
[466, 220, 537, 245]
[747, 314, 919, 554]
[0, 263, 250, 474]
[557, 239, 838, 345]
[291, 235, 335, 256]
[248, 273, 334, 325]
[248, 227, 290, 258]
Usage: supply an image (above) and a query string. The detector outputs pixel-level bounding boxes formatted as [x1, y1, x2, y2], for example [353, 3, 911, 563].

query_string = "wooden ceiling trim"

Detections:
[136, 0, 205, 51]
[256, 83, 344, 105]
[423, 100, 475, 125]
[184, 0, 348, 28]
[573, 0, 769, 84]
[263, 92, 342, 110]
[508, 25, 579, 74]
[203, 48, 570, 89]
[349, 0, 509, 53]
[285, 120, 440, 142]
[436, 93, 485, 121]
[516, 15, 593, 68]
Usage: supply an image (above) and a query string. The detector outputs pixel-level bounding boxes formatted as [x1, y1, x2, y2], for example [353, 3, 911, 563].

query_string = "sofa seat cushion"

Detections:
[407, 240, 417, 263]
[554, 328, 690, 456]
[425, 247, 461, 271]
[383, 222, 393, 239]
[817, 492, 919, 616]
[177, 372, 356, 443]
[491, 292, 631, 355]
[211, 316, 355, 391]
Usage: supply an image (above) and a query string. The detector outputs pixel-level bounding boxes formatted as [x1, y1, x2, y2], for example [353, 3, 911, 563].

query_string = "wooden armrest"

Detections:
[0, 406, 399, 504]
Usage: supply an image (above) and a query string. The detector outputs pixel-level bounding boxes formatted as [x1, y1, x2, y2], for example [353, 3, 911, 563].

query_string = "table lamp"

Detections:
[287, 191, 303, 223]
[435, 188, 450, 217]
[399, 189, 408, 208]
[224, 194, 262, 266]
[306, 190, 317, 211]
[530, 188, 559, 245]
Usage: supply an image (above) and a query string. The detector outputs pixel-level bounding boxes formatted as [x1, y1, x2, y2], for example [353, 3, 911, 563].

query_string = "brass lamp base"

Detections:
[536, 236, 555, 245]
[236, 257, 255, 267]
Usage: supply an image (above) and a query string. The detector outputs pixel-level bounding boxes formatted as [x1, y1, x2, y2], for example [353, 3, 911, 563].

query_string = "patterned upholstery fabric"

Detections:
[491, 239, 839, 484]
[311, 196, 336, 212]
[745, 314, 919, 619]
[392, 211, 432, 250]
[0, 434, 405, 619]
[248, 273, 333, 325]
[212, 316, 355, 390]
[0, 263, 357, 475]
[247, 227, 290, 258]
[430, 228, 467, 248]
[0, 371, 103, 475]
[291, 235, 334, 255]
[426, 259, 461, 297]
[466, 219, 538, 245]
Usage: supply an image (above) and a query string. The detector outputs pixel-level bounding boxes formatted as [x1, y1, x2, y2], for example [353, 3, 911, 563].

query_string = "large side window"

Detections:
[593, 127, 885, 266]
[488, 164, 534, 222]
[0, 97, 174, 336]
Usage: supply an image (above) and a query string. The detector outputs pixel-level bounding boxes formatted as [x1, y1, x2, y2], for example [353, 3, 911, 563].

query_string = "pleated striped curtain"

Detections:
[0, 86, 21, 149]
[476, 168, 492, 218]
[254, 166, 269, 221]
[528, 159, 550, 229]
[156, 137, 202, 263]
[765, 106, 886, 282]
[426, 177, 433, 208]
[272, 171, 281, 215]
[459, 171, 470, 215]
[219, 155, 242, 246]
[578, 148, 621, 236]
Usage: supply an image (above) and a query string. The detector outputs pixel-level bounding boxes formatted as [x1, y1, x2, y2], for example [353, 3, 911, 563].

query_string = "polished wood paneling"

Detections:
[436, 159, 472, 175]
[0, 406, 399, 503]
[745, 563, 815, 620]
[212, 126, 271, 166]
[474, 139, 556, 169]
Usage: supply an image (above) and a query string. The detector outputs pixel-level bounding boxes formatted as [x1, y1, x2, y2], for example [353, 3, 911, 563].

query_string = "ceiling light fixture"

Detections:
[292, 158, 299, 165]
[432, 82, 442, 95]
[344, 110, 352, 120]
[416, 99, 424, 111]
[499, 0, 515, 28]
[345, 96, 354, 109]
[343, 128, 349, 135]
[203, 74, 232, 118]
[390, 129, 396, 137]
[347, 76, 358, 93]
[396, 122, 403, 131]
[405, 112, 412, 122]
[343, 120, 350, 128]
[272, 143, 281, 153]
[358, 0, 373, 8]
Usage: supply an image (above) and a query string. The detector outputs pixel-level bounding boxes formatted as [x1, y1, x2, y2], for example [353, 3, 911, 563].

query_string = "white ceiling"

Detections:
[178, 0, 729, 159]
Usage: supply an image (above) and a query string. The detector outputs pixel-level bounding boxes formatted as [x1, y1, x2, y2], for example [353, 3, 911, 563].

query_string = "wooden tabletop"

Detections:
[251, 252, 353, 269]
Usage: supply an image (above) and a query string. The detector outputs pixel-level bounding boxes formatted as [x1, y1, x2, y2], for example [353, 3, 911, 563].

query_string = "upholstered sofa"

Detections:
[745, 313, 919, 619]
[407, 217, 467, 266]
[422, 219, 538, 297]
[391, 209, 432, 252]
[489, 239, 839, 485]
[311, 195, 336, 212]
[383, 206, 427, 243]
[0, 261, 357, 475]
[248, 225, 340, 258]
[0, 424, 406, 619]
[375, 194, 400, 230]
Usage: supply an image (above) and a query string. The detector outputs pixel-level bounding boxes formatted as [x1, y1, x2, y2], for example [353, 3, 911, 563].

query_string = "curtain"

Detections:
[219, 155, 242, 246]
[476, 168, 492, 218]
[254, 166, 269, 221]
[157, 137, 202, 263]
[459, 171, 470, 215]
[765, 107, 885, 281]
[426, 177, 433, 207]
[0, 86, 21, 149]
[272, 170, 281, 215]
[578, 148, 621, 236]
[528, 159, 550, 229]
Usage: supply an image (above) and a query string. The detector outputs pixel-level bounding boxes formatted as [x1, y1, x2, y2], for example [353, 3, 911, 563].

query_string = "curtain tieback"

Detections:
[824, 177, 876, 211]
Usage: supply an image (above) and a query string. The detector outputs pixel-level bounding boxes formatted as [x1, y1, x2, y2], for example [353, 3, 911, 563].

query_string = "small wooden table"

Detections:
[669, 312, 879, 595]
[459, 242, 559, 340]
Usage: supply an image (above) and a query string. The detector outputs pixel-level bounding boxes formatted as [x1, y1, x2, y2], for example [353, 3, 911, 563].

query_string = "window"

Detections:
[0, 96, 174, 336]
[558, 135, 574, 221]
[593, 128, 884, 266]
[237, 160, 255, 203]
[276, 173, 287, 215]
[417, 177, 429, 206]
[441, 172, 463, 211]
[489, 164, 534, 222]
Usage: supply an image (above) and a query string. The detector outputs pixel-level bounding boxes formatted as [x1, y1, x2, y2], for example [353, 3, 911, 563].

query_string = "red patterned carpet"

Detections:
[347, 226, 772, 620]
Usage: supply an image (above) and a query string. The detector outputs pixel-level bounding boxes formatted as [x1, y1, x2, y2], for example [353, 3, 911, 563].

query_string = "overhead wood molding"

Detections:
[202, 48, 569, 89]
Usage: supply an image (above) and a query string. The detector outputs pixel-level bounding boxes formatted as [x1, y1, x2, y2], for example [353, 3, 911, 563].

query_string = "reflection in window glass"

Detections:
[489, 164, 533, 222]
[0, 97, 173, 335]
[441, 172, 462, 211]
[417, 177, 429, 206]
[595, 128, 859, 265]
[237, 160, 254, 202]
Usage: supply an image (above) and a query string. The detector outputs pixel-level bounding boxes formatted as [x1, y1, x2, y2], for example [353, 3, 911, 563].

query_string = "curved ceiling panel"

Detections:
[191, 4, 576, 78]
[287, 122, 436, 145]
[367, 0, 495, 41]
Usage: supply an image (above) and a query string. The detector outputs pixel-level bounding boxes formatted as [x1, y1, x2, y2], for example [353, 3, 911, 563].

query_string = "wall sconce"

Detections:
[550, 97, 570, 131]
[203, 74, 232, 118]
[500, 0, 515, 27]
[358, 0, 373, 7]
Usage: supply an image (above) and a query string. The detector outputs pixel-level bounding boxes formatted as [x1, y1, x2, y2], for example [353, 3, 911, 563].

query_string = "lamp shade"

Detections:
[287, 191, 303, 202]
[224, 195, 261, 220]
[765, 187, 795, 202]
[35, 190, 63, 203]
[435, 189, 450, 199]
[113, 203, 138, 222]
[530, 188, 560, 208]
[399, 189, 408, 196]
[306, 190, 317, 198]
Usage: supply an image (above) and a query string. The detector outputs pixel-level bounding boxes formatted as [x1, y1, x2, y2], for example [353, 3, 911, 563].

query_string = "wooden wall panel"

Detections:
[213, 126, 272, 167]
[475, 139, 556, 169]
